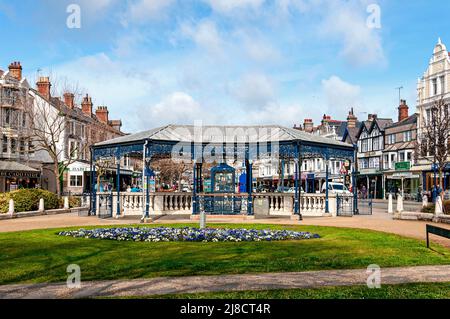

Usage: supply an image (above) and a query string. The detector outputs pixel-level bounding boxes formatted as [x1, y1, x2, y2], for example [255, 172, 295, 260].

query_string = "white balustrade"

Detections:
[95, 192, 332, 217]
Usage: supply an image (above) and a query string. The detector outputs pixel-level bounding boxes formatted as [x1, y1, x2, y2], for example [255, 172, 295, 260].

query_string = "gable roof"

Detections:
[385, 114, 418, 130]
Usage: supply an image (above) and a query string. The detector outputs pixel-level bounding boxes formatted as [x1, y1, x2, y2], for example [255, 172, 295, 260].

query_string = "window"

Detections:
[22, 112, 26, 127]
[69, 175, 83, 187]
[361, 139, 368, 152]
[19, 139, 25, 155]
[2, 135, 7, 153]
[373, 137, 380, 150]
[433, 78, 438, 95]
[369, 157, 380, 169]
[399, 152, 405, 162]
[69, 140, 79, 159]
[358, 159, 369, 169]
[28, 140, 34, 154]
[406, 151, 412, 162]
[387, 134, 396, 145]
[440, 76, 445, 94]
[10, 138, 16, 154]
[403, 131, 412, 142]
[383, 154, 389, 169]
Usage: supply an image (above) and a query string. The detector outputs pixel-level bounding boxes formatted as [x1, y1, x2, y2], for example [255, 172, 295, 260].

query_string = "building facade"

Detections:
[382, 100, 420, 199]
[30, 73, 129, 195]
[416, 38, 450, 194]
[0, 62, 44, 192]
[355, 114, 393, 199]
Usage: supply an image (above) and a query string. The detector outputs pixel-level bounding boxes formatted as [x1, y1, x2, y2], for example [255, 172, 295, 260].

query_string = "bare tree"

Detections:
[418, 98, 450, 196]
[151, 158, 191, 191]
[27, 95, 88, 196]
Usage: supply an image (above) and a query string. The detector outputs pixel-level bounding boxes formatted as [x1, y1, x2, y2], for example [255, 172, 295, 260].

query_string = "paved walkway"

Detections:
[0, 265, 449, 299]
[1, 210, 449, 247]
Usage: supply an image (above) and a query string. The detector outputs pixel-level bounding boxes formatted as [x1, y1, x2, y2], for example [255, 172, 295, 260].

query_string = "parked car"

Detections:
[321, 182, 351, 195]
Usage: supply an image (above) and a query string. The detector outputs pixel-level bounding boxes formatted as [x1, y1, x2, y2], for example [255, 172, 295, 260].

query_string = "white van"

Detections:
[321, 182, 351, 195]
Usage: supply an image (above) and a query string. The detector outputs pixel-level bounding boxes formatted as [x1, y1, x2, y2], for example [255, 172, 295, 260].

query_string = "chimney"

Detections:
[398, 99, 409, 122]
[303, 119, 314, 132]
[368, 114, 377, 121]
[36, 77, 51, 100]
[347, 108, 358, 128]
[81, 94, 93, 116]
[63, 92, 75, 109]
[8, 61, 22, 81]
[95, 106, 109, 124]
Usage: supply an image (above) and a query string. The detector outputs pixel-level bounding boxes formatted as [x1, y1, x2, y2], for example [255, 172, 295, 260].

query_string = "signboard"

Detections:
[395, 162, 411, 171]
[392, 172, 420, 179]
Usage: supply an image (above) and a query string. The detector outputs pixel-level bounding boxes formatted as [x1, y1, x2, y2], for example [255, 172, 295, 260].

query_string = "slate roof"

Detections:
[0, 161, 39, 172]
[95, 124, 353, 149]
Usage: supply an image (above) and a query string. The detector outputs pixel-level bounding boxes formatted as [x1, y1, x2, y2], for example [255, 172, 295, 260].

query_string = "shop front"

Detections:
[357, 168, 383, 199]
[384, 162, 420, 200]
[0, 161, 41, 192]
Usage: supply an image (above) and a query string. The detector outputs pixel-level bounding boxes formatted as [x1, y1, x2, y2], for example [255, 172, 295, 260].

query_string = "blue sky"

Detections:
[0, 0, 449, 133]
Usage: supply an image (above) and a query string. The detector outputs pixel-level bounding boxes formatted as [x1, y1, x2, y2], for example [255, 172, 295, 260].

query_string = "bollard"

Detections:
[388, 194, 393, 214]
[422, 195, 428, 208]
[38, 198, 45, 212]
[64, 196, 69, 209]
[396, 194, 404, 213]
[435, 196, 443, 215]
[8, 199, 14, 215]
[199, 210, 206, 229]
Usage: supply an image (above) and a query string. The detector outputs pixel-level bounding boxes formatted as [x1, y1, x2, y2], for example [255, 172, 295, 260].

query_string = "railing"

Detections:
[94, 192, 335, 217]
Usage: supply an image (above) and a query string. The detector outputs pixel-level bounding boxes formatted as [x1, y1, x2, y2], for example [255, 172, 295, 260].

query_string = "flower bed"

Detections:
[58, 227, 320, 242]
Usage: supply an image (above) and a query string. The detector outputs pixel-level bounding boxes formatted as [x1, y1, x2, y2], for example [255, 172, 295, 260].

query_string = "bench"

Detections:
[426, 224, 450, 248]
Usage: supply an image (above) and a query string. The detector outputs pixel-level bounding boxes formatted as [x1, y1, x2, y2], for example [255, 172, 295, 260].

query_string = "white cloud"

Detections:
[124, 0, 175, 24]
[146, 92, 204, 124]
[322, 75, 361, 115]
[245, 101, 310, 126]
[320, 1, 385, 67]
[204, 0, 265, 14]
[180, 20, 224, 55]
[229, 73, 275, 108]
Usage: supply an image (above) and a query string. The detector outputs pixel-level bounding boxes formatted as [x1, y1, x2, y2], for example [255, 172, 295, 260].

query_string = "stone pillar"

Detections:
[154, 195, 164, 214]
[435, 196, 443, 215]
[8, 199, 14, 215]
[422, 195, 428, 208]
[396, 194, 404, 213]
[328, 194, 337, 217]
[388, 193, 393, 214]
[64, 196, 69, 209]
[39, 198, 45, 212]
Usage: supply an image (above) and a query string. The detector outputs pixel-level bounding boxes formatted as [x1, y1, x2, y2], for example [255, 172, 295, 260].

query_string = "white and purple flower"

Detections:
[58, 227, 320, 242]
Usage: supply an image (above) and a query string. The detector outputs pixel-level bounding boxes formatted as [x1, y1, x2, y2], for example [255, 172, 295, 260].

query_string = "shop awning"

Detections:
[0, 161, 40, 178]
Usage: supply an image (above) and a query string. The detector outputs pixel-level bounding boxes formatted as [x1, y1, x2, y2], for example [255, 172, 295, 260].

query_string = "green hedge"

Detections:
[0, 189, 60, 214]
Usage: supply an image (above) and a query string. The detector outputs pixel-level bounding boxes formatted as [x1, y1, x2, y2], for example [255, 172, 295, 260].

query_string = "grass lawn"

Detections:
[0, 223, 449, 285]
[144, 282, 450, 299]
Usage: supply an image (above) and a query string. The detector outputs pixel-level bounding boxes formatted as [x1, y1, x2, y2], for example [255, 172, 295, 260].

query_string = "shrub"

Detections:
[0, 189, 59, 213]
[59, 196, 82, 208]
[421, 200, 450, 215]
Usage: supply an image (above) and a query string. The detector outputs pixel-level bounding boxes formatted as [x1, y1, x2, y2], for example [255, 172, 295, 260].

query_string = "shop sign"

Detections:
[395, 162, 411, 171]
[0, 171, 40, 178]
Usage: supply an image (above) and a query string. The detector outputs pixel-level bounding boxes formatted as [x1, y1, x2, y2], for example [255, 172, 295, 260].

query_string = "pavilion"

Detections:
[91, 124, 357, 218]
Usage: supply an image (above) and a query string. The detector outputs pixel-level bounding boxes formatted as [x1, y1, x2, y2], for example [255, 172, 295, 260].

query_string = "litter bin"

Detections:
[253, 197, 269, 217]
